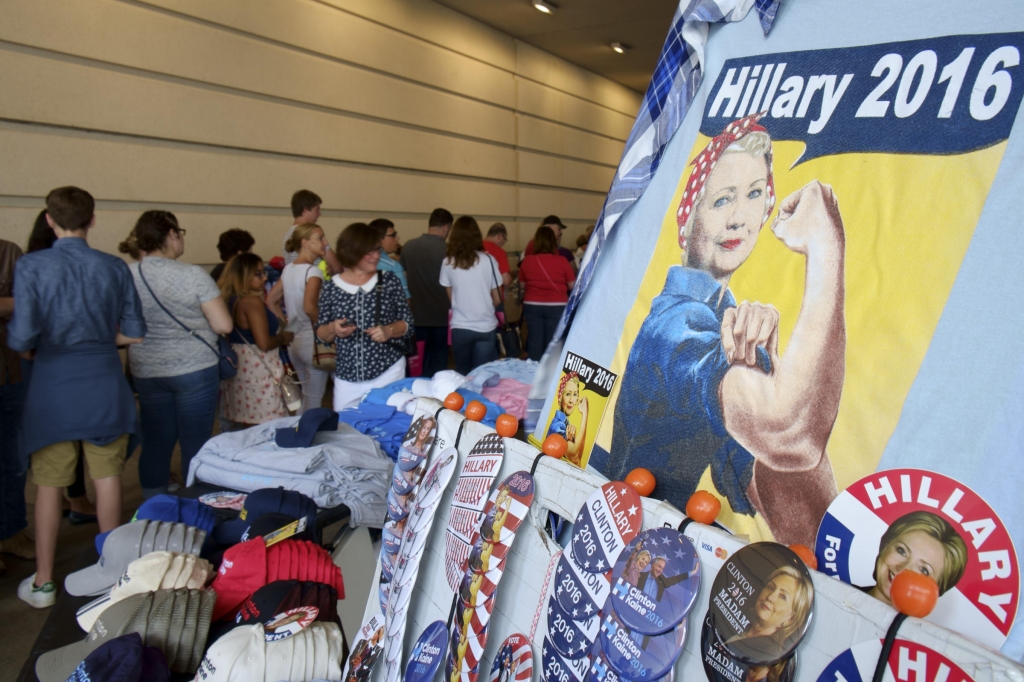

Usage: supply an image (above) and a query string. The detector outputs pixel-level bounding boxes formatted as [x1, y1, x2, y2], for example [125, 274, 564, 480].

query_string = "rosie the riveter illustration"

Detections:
[609, 113, 845, 545]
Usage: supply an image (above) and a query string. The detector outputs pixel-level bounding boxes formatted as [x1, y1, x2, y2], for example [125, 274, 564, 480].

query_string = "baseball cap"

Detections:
[132, 494, 215, 534]
[541, 214, 565, 228]
[194, 623, 266, 682]
[207, 580, 340, 645]
[245, 513, 315, 545]
[210, 538, 268, 621]
[267, 540, 344, 597]
[64, 633, 170, 682]
[212, 488, 319, 546]
[173, 589, 201, 673]
[274, 408, 339, 448]
[264, 623, 296, 681]
[76, 552, 212, 631]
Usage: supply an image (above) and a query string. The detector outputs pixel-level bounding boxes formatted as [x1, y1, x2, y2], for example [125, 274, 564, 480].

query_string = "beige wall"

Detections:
[0, 0, 639, 265]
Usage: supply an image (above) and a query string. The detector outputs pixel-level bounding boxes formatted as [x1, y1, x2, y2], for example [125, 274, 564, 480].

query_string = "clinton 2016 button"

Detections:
[388, 487, 412, 522]
[555, 552, 611, 621]
[599, 608, 686, 682]
[571, 483, 643, 574]
[542, 637, 591, 682]
[589, 637, 674, 682]
[393, 464, 418, 495]
[702, 611, 795, 682]
[710, 542, 814, 665]
[610, 527, 700, 635]
[814, 468, 1019, 650]
[488, 633, 533, 682]
[814, 637, 975, 682]
[547, 595, 599, 660]
[405, 620, 448, 682]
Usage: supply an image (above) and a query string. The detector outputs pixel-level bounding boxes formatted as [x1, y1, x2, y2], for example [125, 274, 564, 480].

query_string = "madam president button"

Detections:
[610, 528, 700, 635]
[701, 611, 795, 682]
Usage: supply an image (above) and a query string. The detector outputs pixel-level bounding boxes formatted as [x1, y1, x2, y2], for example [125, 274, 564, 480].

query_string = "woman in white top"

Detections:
[439, 216, 501, 375]
[281, 223, 331, 413]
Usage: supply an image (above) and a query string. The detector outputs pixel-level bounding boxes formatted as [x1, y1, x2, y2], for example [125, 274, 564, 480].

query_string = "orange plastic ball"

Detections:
[685, 490, 721, 525]
[444, 392, 465, 411]
[890, 570, 939, 618]
[465, 400, 487, 422]
[495, 414, 519, 438]
[625, 468, 656, 497]
[788, 544, 818, 571]
[542, 434, 568, 459]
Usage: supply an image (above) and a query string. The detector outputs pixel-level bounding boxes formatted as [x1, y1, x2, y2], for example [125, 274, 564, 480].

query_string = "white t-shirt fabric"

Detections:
[281, 262, 325, 336]
[439, 252, 500, 333]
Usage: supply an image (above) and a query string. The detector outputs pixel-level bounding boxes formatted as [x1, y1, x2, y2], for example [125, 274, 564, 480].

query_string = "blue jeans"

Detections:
[415, 326, 450, 378]
[524, 304, 565, 361]
[0, 379, 27, 539]
[451, 328, 498, 376]
[134, 365, 219, 494]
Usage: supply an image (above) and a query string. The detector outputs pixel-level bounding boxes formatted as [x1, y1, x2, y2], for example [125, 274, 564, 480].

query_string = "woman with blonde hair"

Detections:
[281, 223, 330, 413]
[546, 372, 589, 466]
[727, 564, 813, 662]
[219, 252, 294, 428]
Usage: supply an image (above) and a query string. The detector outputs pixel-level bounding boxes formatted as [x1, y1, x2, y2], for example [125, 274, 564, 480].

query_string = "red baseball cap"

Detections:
[211, 539, 267, 621]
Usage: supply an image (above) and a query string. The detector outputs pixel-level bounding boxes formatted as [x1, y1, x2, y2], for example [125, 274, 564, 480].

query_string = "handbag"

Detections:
[313, 338, 337, 374]
[138, 262, 238, 379]
[487, 257, 522, 358]
[375, 271, 417, 356]
[231, 301, 302, 413]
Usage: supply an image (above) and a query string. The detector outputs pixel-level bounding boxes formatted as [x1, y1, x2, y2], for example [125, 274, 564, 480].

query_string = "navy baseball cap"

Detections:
[206, 579, 340, 645]
[211, 488, 319, 546]
[65, 632, 170, 682]
[96, 495, 216, 554]
[274, 408, 339, 448]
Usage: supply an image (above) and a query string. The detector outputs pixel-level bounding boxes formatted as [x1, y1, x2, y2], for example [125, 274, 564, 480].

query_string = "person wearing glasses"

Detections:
[219, 253, 294, 429]
[120, 211, 234, 497]
[370, 218, 410, 300]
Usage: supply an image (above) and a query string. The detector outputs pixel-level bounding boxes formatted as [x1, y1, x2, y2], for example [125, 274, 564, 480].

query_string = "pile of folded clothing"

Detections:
[335, 403, 412, 461]
[361, 371, 505, 426]
[187, 409, 391, 525]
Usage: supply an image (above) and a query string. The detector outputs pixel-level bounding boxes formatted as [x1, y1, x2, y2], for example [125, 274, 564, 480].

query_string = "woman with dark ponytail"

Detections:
[121, 211, 233, 497]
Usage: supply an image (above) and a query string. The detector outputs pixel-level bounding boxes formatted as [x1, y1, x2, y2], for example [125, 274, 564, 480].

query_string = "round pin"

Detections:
[488, 633, 533, 682]
[571, 482, 644, 574]
[405, 620, 448, 682]
[588, 637, 674, 682]
[399, 447, 426, 472]
[457, 597, 495, 638]
[467, 537, 509, 575]
[393, 465, 418, 495]
[401, 415, 438, 465]
[343, 614, 385, 682]
[449, 618, 488, 680]
[378, 580, 390, 616]
[547, 595, 599, 660]
[382, 519, 406, 555]
[555, 552, 611, 621]
[814, 637, 974, 682]
[478, 471, 536, 545]
[459, 564, 503, 608]
[702, 611, 795, 682]
[541, 636, 591, 682]
[599, 607, 686, 682]
[709, 542, 814, 665]
[814, 468, 1018, 649]
[388, 487, 412, 521]
[610, 527, 700, 635]
[413, 448, 459, 523]
[380, 550, 395, 583]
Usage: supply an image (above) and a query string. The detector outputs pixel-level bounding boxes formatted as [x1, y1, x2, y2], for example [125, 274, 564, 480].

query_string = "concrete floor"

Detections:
[0, 451, 147, 682]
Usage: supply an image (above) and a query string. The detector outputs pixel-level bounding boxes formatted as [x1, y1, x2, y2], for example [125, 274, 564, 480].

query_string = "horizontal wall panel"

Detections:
[0, 126, 520, 217]
[517, 78, 634, 141]
[515, 42, 641, 118]
[138, 0, 517, 109]
[0, 47, 521, 184]
[516, 114, 623, 167]
[517, 152, 614, 195]
[0, 0, 517, 146]
[517, 187, 605, 225]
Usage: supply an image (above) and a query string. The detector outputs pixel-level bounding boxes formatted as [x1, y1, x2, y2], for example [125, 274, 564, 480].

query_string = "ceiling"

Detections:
[433, 0, 679, 93]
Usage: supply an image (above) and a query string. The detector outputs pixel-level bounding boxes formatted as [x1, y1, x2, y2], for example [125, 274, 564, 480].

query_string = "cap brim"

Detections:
[211, 517, 249, 545]
[65, 561, 120, 598]
[75, 592, 113, 632]
[36, 637, 97, 682]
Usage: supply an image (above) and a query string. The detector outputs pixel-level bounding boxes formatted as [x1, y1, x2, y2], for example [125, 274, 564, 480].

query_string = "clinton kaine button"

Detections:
[702, 612, 795, 682]
[610, 528, 700, 635]
[814, 638, 975, 682]
[589, 638, 674, 682]
[542, 637, 591, 682]
[814, 468, 1019, 649]
[547, 596, 599, 660]
[405, 621, 448, 682]
[599, 607, 686, 682]
[572, 483, 643, 574]
[710, 543, 813, 666]
[488, 634, 533, 682]
[555, 552, 611, 621]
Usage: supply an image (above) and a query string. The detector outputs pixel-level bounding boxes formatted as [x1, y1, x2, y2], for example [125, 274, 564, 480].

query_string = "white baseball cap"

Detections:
[195, 623, 266, 682]
[324, 622, 344, 680]
[264, 625, 296, 682]
[310, 621, 329, 680]
[158, 553, 186, 591]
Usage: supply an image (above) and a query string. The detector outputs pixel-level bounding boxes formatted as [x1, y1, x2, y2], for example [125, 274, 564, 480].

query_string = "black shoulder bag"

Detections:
[138, 262, 238, 379]
[487, 256, 522, 359]
[375, 271, 417, 356]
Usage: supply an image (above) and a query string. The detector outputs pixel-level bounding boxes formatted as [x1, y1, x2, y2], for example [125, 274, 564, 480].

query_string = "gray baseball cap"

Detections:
[167, 523, 185, 554]
[153, 521, 172, 554]
[65, 521, 149, 597]
[141, 520, 158, 556]
[36, 592, 155, 682]
[191, 589, 217, 673]
[182, 525, 196, 556]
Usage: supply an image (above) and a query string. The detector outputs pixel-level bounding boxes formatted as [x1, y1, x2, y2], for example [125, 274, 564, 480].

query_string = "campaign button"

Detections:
[448, 616, 489, 677]
[382, 519, 406, 555]
[814, 637, 974, 682]
[405, 620, 448, 682]
[571, 483, 643, 574]
[478, 471, 536, 545]
[387, 580, 412, 620]
[488, 633, 533, 682]
[400, 415, 437, 464]
[393, 464, 418, 495]
[701, 611, 795, 682]
[467, 536, 510, 575]
[541, 637, 591, 682]
[599, 607, 686, 682]
[610, 528, 700, 635]
[588, 637, 673, 682]
[381, 550, 395, 583]
[399, 447, 426, 472]
[710, 542, 813, 665]
[343, 614, 385, 682]
[378, 580, 390, 616]
[814, 468, 1019, 649]
[388, 487, 412, 521]
[459, 564, 503, 608]
[547, 595, 599, 660]
[411, 448, 459, 530]
[555, 552, 611, 620]
[457, 594, 495, 637]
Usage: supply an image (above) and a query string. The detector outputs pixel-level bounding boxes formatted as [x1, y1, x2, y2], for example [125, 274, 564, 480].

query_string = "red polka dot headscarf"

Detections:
[557, 372, 580, 405]
[676, 113, 776, 250]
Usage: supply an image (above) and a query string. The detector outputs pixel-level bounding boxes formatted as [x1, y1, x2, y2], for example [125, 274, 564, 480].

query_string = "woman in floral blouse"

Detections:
[317, 222, 415, 410]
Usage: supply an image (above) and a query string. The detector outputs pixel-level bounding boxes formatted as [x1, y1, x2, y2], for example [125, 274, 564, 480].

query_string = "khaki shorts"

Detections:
[31, 435, 129, 487]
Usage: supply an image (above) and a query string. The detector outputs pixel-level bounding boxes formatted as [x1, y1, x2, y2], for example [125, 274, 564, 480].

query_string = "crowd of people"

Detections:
[0, 185, 584, 609]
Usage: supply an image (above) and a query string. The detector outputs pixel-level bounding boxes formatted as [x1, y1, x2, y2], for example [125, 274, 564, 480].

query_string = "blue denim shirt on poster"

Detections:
[595, 266, 770, 516]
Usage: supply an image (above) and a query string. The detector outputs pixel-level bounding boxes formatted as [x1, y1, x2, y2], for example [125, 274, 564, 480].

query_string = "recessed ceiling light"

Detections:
[610, 42, 629, 54]
[532, 0, 557, 14]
